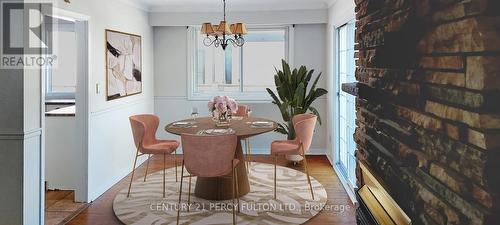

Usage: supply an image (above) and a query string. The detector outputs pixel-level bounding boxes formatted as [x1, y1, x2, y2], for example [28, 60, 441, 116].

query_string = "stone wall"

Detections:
[354, 0, 500, 224]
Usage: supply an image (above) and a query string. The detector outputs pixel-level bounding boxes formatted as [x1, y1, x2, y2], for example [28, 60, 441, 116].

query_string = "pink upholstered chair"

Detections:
[232, 105, 249, 117]
[270, 114, 317, 200]
[232, 105, 252, 172]
[129, 114, 179, 198]
[177, 134, 240, 225]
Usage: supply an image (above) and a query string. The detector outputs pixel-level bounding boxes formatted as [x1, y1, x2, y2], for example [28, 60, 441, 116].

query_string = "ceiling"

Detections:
[128, 0, 337, 12]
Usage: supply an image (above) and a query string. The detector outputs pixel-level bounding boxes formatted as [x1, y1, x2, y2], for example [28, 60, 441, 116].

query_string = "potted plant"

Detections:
[266, 60, 327, 162]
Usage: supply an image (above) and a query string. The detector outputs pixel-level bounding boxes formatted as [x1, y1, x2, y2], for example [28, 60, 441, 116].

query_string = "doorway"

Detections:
[41, 8, 89, 225]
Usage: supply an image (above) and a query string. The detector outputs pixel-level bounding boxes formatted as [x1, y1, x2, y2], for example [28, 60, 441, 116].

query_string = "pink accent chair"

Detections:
[232, 105, 249, 117]
[270, 114, 317, 200]
[232, 105, 253, 172]
[129, 114, 179, 198]
[177, 134, 240, 225]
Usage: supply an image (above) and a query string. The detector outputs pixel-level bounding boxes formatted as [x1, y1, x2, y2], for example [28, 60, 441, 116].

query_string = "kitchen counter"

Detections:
[45, 105, 75, 117]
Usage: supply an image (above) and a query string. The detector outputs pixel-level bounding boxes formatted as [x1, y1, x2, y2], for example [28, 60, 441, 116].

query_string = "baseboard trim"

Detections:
[326, 154, 334, 165]
[332, 163, 358, 206]
[325, 154, 358, 205]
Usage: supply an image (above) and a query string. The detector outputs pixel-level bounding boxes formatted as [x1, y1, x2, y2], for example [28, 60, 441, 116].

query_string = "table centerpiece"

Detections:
[208, 96, 238, 127]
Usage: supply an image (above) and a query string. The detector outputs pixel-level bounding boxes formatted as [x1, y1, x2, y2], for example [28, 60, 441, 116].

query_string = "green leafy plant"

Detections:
[266, 60, 328, 140]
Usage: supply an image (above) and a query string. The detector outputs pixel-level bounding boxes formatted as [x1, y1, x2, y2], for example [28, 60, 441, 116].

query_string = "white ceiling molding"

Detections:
[127, 0, 335, 12]
[149, 2, 328, 12]
[114, 0, 150, 11]
[149, 9, 329, 26]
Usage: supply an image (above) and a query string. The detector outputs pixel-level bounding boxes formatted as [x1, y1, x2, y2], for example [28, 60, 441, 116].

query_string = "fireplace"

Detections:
[356, 162, 411, 225]
[354, 0, 500, 224]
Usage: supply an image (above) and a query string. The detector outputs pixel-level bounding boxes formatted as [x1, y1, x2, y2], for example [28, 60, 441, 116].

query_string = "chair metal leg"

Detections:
[176, 160, 185, 225]
[174, 150, 178, 182]
[232, 167, 236, 225]
[274, 155, 277, 199]
[163, 153, 166, 198]
[235, 166, 240, 213]
[245, 138, 251, 171]
[303, 155, 314, 200]
[143, 154, 151, 182]
[245, 142, 248, 174]
[187, 176, 192, 212]
[127, 149, 139, 198]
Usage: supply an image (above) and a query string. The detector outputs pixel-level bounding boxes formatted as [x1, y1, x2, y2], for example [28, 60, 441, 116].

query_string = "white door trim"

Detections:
[45, 8, 91, 203]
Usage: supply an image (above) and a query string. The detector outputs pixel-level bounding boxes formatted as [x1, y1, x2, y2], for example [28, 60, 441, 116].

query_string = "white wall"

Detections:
[50, 24, 77, 93]
[153, 24, 328, 154]
[325, 0, 356, 163]
[55, 0, 154, 201]
[0, 0, 44, 223]
[45, 116, 78, 190]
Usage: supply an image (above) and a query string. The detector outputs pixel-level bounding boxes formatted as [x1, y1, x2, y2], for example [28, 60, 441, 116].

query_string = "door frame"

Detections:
[41, 8, 91, 206]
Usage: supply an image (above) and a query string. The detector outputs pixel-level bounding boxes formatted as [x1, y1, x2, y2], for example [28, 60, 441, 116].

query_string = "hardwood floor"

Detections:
[67, 155, 357, 225]
[45, 190, 89, 225]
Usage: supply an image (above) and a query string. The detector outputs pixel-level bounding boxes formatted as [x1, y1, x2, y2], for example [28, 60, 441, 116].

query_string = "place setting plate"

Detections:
[197, 128, 236, 135]
[249, 121, 274, 128]
[170, 121, 197, 128]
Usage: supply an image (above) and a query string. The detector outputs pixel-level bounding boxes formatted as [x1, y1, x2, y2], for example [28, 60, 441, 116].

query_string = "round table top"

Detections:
[165, 117, 278, 139]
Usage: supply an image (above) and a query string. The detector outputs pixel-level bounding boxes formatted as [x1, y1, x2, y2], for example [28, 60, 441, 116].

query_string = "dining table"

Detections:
[165, 116, 277, 200]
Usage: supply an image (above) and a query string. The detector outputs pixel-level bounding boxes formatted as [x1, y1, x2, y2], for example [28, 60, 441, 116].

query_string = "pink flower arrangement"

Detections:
[208, 96, 238, 115]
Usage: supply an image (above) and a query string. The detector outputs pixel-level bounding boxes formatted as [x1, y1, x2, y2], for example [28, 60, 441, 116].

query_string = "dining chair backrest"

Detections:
[292, 114, 317, 154]
[181, 134, 238, 177]
[129, 114, 160, 150]
[233, 105, 249, 117]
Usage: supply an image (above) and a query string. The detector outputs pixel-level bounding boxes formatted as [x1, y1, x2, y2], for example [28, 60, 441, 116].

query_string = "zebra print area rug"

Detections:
[113, 162, 327, 225]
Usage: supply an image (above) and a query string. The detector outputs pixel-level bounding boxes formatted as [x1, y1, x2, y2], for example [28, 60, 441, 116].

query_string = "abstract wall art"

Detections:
[105, 29, 142, 101]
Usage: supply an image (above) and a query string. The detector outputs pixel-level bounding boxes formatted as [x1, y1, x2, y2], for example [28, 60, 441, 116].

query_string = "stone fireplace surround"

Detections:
[353, 0, 500, 224]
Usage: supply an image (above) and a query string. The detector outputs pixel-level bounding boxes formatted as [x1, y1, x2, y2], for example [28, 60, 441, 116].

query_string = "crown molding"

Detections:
[150, 9, 328, 26]
[114, 0, 149, 12]
[148, 1, 329, 13]
[109, 0, 337, 13]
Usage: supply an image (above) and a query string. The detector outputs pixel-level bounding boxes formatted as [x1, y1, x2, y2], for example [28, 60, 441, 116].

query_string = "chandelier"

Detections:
[200, 0, 247, 50]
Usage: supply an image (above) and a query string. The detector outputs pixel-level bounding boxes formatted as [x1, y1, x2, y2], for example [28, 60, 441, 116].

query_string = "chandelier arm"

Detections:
[226, 37, 238, 47]
[226, 36, 244, 47]
[236, 36, 245, 46]
[203, 36, 214, 47]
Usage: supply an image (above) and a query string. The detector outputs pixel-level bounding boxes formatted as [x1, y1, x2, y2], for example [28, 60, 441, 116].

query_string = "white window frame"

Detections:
[187, 25, 294, 102]
[336, 22, 357, 188]
[333, 21, 358, 202]
[45, 18, 77, 100]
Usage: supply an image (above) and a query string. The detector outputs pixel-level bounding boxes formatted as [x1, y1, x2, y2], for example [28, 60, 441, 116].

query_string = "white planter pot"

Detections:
[286, 154, 303, 163]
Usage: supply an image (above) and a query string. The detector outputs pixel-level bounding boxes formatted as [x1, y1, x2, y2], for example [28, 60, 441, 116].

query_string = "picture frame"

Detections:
[105, 29, 142, 101]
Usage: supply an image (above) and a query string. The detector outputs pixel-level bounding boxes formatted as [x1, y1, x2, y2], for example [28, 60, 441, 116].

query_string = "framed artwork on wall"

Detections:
[105, 29, 142, 101]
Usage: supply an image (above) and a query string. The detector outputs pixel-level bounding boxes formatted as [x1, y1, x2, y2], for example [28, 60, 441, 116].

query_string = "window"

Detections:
[335, 22, 357, 191]
[45, 17, 77, 99]
[189, 26, 292, 101]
